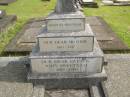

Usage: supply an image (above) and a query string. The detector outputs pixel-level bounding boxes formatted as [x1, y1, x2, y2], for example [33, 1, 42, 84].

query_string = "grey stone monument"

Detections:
[28, 0, 107, 89]
[55, 0, 76, 13]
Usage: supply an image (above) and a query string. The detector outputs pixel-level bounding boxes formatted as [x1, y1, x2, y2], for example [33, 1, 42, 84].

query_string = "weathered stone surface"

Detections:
[55, 0, 76, 13]
[0, 57, 28, 82]
[30, 39, 103, 76]
[5, 18, 44, 52]
[19, 28, 42, 43]
[102, 0, 114, 5]
[0, 82, 33, 97]
[4, 17, 129, 53]
[46, 11, 85, 32]
[102, 0, 130, 5]
[0, 55, 130, 96]
[38, 24, 94, 52]
[46, 89, 89, 97]
[0, 0, 16, 5]
[81, 0, 98, 8]
[28, 67, 107, 89]
[0, 15, 17, 32]
[89, 85, 102, 97]
[104, 54, 130, 97]
[33, 86, 45, 97]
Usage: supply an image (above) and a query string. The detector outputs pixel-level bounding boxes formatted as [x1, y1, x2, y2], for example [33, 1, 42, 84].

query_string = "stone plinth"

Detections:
[38, 24, 94, 52]
[46, 11, 85, 32]
[28, 68, 106, 89]
[28, 1, 107, 88]
[29, 39, 103, 77]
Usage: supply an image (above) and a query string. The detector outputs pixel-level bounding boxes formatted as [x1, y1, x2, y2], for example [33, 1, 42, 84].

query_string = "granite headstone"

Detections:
[28, 0, 106, 89]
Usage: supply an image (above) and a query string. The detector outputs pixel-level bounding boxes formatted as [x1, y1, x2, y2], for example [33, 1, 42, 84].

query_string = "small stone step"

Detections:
[33, 86, 45, 97]
[46, 89, 89, 97]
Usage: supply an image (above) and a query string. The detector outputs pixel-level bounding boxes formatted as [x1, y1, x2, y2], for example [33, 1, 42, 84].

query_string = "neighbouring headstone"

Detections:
[55, 0, 77, 13]
[0, 10, 6, 19]
[27, 0, 107, 89]
[102, 0, 114, 5]
[115, 0, 130, 3]
[81, 0, 98, 8]
[102, 0, 130, 5]
[0, 10, 17, 33]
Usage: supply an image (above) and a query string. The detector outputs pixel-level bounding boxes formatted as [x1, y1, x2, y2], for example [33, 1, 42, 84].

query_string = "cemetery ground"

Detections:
[0, 0, 129, 97]
[0, 0, 130, 54]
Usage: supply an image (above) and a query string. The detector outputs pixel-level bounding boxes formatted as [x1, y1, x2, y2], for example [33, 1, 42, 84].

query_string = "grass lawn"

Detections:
[84, 3, 130, 48]
[0, 0, 130, 53]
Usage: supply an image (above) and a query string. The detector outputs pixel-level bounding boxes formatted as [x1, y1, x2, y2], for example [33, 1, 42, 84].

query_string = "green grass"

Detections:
[84, 3, 130, 47]
[0, 0, 130, 54]
[0, 0, 56, 54]
[0, 0, 56, 19]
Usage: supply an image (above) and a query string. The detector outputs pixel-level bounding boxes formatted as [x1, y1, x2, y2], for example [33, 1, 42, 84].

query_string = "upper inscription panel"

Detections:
[46, 12, 85, 32]
[47, 19, 85, 32]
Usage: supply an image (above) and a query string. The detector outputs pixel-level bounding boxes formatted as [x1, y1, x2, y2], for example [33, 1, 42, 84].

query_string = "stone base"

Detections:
[29, 39, 104, 76]
[28, 67, 107, 89]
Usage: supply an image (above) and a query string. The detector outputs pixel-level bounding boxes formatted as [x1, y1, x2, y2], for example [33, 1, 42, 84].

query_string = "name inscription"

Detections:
[47, 19, 85, 32]
[32, 58, 87, 73]
[31, 57, 103, 74]
[39, 37, 93, 52]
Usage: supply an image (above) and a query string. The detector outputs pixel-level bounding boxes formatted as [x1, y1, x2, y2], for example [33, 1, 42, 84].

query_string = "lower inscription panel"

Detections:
[31, 57, 103, 75]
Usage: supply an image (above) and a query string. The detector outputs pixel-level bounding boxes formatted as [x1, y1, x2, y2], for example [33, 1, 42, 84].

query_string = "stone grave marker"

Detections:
[81, 0, 98, 7]
[27, 0, 107, 89]
[0, 10, 17, 33]
[102, 0, 114, 5]
[0, 10, 6, 19]
[102, 0, 130, 5]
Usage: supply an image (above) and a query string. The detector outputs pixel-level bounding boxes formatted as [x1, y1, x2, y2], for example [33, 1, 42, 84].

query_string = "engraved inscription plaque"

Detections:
[39, 36, 94, 52]
[47, 19, 85, 32]
[31, 57, 103, 74]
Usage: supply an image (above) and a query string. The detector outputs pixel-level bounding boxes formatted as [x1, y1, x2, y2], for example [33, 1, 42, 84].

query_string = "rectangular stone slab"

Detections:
[28, 68, 107, 89]
[46, 89, 89, 97]
[29, 39, 104, 77]
[38, 24, 94, 52]
[0, 82, 33, 97]
[0, 15, 17, 32]
[46, 11, 85, 32]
